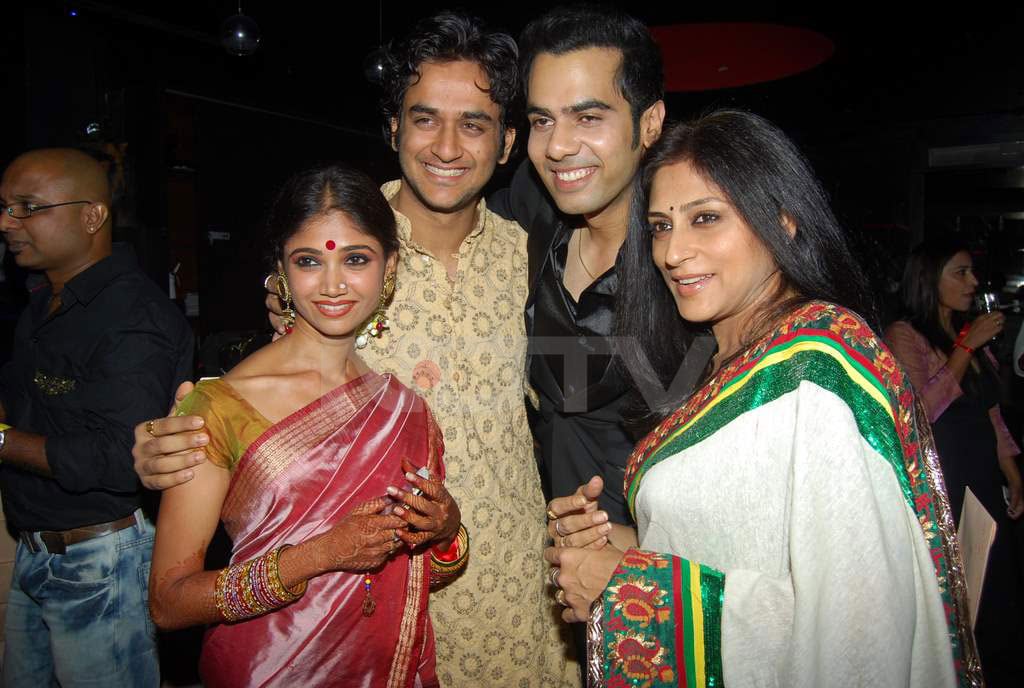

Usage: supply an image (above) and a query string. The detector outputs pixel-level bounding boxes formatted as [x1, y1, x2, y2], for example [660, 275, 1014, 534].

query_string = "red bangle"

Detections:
[953, 322, 974, 354]
[431, 536, 461, 562]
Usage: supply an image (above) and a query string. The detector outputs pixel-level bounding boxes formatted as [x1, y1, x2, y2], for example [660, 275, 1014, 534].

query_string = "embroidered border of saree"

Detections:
[592, 302, 979, 688]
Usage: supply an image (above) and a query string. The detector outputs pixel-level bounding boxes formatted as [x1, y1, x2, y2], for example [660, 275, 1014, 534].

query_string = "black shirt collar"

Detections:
[550, 224, 619, 297]
[61, 243, 138, 306]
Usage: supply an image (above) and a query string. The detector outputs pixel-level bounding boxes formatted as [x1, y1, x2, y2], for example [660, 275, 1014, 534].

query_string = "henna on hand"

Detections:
[389, 460, 460, 548]
[315, 498, 409, 572]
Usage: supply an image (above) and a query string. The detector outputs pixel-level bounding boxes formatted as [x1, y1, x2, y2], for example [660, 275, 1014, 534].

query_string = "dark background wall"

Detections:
[4, 0, 1024, 358]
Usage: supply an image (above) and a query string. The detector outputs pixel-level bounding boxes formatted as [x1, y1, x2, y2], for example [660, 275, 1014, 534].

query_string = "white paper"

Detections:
[958, 486, 997, 629]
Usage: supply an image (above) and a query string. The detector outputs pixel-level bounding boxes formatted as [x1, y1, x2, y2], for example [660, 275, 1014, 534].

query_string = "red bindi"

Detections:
[325, 240, 336, 251]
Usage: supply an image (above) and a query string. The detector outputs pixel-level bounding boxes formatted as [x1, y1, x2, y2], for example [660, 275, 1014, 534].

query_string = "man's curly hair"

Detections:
[379, 12, 519, 144]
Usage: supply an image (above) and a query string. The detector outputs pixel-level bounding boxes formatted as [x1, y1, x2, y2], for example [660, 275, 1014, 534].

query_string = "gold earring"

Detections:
[381, 271, 396, 305]
[275, 273, 297, 333]
[355, 271, 395, 349]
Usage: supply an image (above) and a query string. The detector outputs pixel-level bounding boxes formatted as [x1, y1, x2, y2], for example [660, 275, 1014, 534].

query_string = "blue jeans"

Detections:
[3, 511, 158, 688]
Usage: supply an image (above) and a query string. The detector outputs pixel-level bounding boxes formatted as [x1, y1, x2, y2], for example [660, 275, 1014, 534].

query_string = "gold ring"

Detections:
[555, 589, 568, 606]
[548, 568, 560, 588]
[145, 420, 157, 437]
[546, 508, 558, 521]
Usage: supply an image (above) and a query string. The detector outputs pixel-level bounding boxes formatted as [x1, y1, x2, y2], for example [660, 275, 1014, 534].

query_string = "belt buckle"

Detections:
[39, 532, 66, 555]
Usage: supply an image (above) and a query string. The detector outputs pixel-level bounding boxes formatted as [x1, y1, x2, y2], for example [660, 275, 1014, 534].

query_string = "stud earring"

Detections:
[275, 273, 297, 334]
[355, 272, 395, 349]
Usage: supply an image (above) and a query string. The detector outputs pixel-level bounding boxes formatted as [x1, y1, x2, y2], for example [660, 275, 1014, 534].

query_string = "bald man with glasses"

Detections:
[0, 148, 193, 687]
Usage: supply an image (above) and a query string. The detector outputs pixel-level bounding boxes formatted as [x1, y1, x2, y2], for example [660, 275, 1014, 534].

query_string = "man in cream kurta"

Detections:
[366, 181, 573, 687]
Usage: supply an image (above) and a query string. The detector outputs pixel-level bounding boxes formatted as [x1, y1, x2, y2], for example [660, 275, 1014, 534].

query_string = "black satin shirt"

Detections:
[491, 161, 635, 525]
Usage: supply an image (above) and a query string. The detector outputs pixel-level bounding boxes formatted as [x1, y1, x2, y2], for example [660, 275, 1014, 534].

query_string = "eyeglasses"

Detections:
[3, 200, 93, 219]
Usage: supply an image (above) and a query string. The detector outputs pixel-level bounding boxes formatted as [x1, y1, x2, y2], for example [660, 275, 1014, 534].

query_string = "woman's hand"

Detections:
[316, 497, 408, 572]
[999, 455, 1024, 519]
[387, 459, 461, 548]
[544, 543, 625, 623]
[546, 476, 613, 549]
[962, 312, 1006, 350]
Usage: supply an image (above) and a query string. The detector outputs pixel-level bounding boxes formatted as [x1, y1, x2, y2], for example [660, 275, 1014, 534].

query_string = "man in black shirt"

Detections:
[0, 148, 193, 687]
[490, 7, 666, 528]
[486, 9, 674, 679]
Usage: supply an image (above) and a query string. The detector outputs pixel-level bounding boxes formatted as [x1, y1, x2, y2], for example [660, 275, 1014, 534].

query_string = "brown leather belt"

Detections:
[20, 513, 139, 555]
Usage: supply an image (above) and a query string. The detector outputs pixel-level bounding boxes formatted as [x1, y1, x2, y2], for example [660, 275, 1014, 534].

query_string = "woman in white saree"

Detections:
[544, 111, 980, 688]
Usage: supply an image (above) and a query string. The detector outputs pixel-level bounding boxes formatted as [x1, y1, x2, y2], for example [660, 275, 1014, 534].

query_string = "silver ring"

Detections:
[554, 519, 567, 537]
[548, 568, 560, 588]
[555, 589, 568, 606]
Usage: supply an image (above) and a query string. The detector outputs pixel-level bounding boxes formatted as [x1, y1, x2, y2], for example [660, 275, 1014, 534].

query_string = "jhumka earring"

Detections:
[275, 273, 297, 334]
[355, 271, 395, 349]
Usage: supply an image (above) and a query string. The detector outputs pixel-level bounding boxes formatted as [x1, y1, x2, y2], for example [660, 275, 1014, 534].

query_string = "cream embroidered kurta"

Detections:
[361, 181, 575, 687]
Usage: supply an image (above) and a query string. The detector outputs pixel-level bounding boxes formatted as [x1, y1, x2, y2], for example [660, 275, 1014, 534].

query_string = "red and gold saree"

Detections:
[180, 372, 441, 688]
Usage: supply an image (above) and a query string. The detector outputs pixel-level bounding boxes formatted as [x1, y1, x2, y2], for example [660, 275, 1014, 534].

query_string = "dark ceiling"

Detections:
[4, 1, 1024, 342]
[22, 1, 1024, 141]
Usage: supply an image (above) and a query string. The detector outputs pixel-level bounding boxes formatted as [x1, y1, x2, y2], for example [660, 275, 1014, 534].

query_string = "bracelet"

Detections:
[953, 323, 975, 355]
[430, 524, 469, 587]
[955, 341, 975, 355]
[266, 545, 307, 602]
[214, 545, 307, 623]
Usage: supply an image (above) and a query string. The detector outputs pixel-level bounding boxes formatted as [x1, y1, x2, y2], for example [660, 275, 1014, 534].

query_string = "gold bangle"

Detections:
[238, 560, 269, 617]
[267, 546, 306, 601]
[214, 566, 235, 622]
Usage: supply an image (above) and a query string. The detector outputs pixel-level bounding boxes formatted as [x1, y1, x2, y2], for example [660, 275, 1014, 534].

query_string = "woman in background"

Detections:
[887, 238, 1023, 685]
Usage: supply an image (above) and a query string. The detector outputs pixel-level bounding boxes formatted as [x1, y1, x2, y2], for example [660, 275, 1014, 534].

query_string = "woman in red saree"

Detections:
[148, 165, 462, 687]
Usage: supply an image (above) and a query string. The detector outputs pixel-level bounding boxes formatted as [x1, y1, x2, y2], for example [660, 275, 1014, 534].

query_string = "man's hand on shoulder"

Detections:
[265, 277, 287, 338]
[133, 381, 208, 490]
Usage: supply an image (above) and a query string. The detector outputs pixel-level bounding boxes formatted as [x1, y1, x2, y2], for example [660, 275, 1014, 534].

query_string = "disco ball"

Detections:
[221, 14, 261, 57]
[363, 47, 386, 84]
